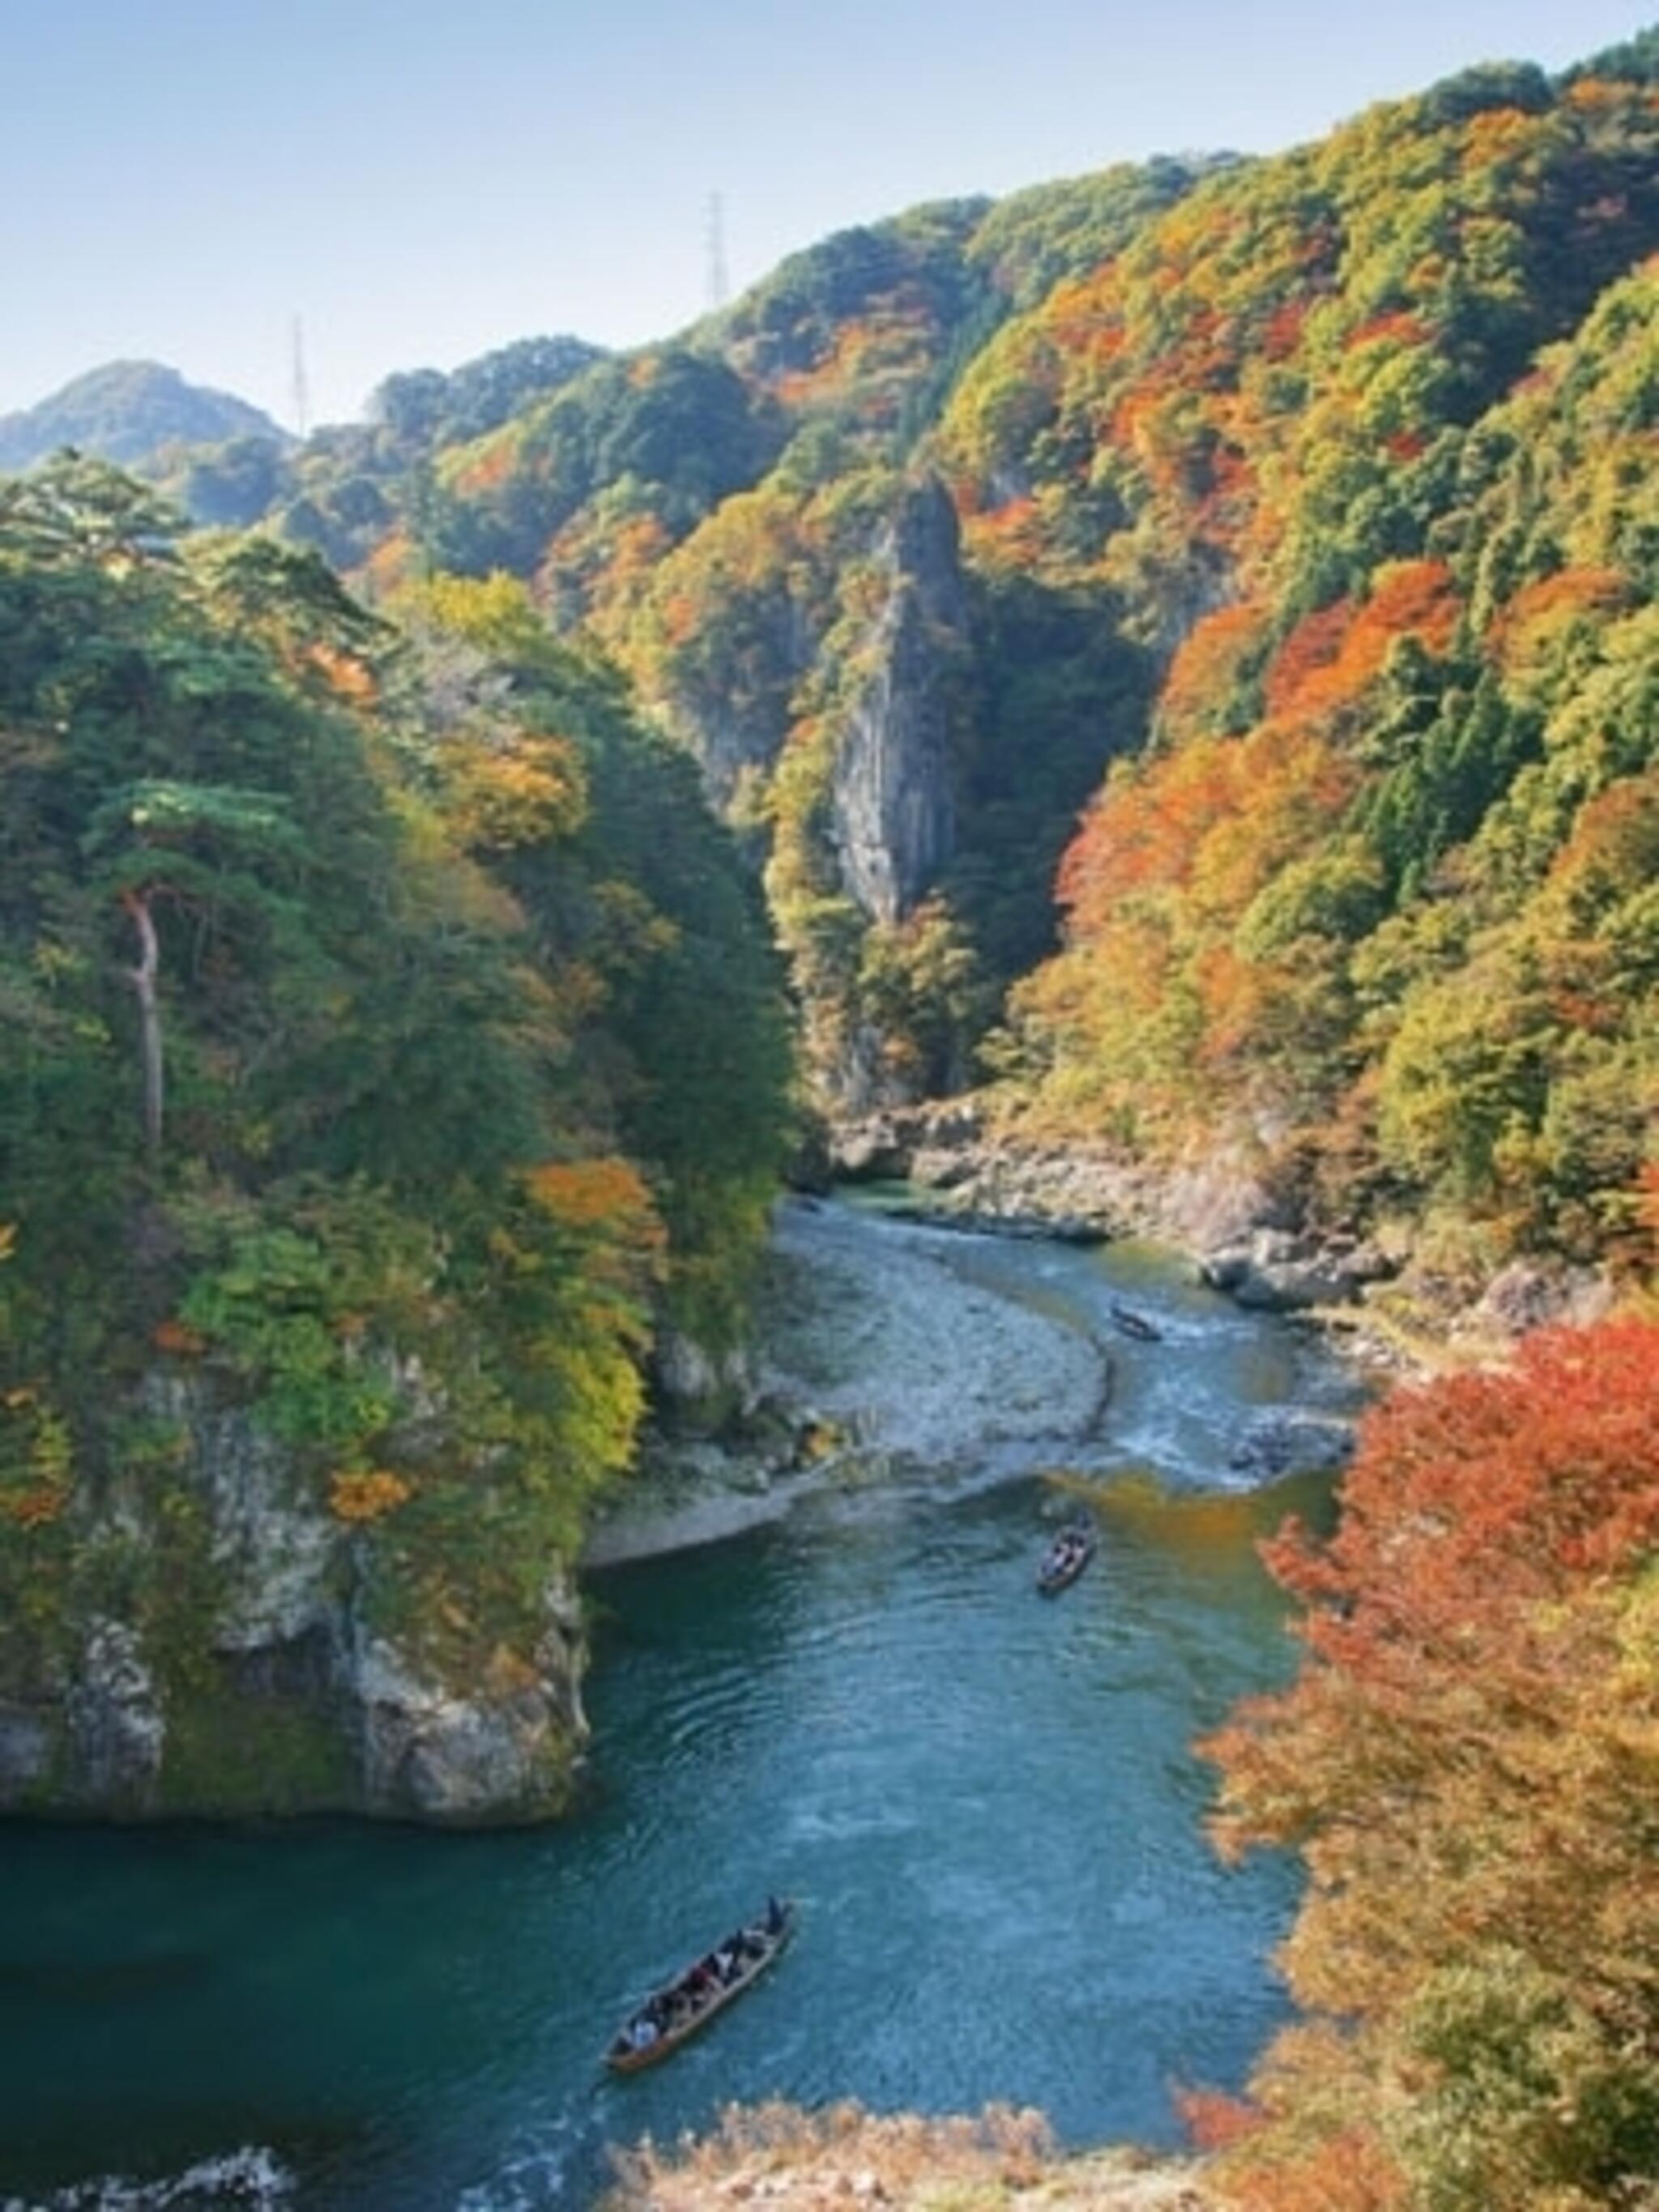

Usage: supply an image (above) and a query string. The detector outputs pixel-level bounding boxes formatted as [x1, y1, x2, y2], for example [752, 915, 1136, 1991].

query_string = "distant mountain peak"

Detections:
[0, 360, 286, 474]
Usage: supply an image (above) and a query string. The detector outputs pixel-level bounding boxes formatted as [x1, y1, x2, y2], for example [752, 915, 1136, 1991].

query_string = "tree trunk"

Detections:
[122, 889, 164, 1160]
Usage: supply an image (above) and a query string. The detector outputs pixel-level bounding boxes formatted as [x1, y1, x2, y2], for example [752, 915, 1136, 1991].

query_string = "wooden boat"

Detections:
[1109, 1299, 1162, 1343]
[606, 1901, 795, 2073]
[1037, 1524, 1096, 1595]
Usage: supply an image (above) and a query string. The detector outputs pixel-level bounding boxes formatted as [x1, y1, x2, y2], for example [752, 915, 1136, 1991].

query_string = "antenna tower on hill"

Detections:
[289, 315, 312, 439]
[706, 193, 731, 313]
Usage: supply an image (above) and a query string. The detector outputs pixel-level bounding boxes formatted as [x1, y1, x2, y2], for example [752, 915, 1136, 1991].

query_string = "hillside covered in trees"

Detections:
[0, 457, 791, 1816]
[130, 30, 1659, 1306]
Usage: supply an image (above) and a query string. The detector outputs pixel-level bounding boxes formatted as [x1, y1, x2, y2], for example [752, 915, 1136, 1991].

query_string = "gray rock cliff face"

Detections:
[0, 1375, 589, 1825]
[640, 471, 975, 1115]
[66, 1619, 167, 1810]
[650, 471, 971, 919]
[187, 1386, 339, 1653]
[352, 1601, 586, 1821]
[830, 478, 968, 923]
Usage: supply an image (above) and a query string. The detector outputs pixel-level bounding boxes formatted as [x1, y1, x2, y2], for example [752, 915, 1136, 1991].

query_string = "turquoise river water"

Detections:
[0, 1213, 1358, 2211]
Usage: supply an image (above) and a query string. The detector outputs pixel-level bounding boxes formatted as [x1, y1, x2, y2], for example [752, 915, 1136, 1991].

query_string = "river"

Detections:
[0, 1205, 1359, 2211]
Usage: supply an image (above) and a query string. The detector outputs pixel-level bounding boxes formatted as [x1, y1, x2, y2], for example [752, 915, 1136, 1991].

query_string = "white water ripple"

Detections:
[2, 2148, 295, 2212]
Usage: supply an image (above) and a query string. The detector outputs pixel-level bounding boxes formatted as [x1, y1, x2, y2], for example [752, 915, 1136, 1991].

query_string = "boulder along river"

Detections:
[0, 1198, 1363, 2212]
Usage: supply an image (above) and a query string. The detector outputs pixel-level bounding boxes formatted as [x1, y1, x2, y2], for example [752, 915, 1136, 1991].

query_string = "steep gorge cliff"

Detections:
[829, 478, 966, 927]
[1, 1374, 588, 1822]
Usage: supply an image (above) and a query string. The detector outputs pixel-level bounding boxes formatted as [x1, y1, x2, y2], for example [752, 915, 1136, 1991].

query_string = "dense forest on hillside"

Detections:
[0, 456, 791, 1811]
[131, 33, 1659, 1301]
[959, 54, 1659, 1287]
[1195, 1311, 1659, 2209]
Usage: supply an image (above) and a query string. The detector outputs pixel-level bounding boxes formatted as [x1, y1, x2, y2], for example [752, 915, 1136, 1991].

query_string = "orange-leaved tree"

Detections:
[1196, 1316, 1659, 2211]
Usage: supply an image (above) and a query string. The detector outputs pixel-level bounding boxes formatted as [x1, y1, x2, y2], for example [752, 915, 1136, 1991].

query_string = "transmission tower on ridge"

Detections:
[289, 314, 312, 439]
[706, 193, 731, 313]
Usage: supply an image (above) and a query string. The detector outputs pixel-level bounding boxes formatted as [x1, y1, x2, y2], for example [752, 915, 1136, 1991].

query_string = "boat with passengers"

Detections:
[606, 1896, 795, 2072]
[1037, 1520, 1096, 1595]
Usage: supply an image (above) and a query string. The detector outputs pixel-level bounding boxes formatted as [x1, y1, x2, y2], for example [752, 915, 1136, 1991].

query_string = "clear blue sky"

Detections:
[2, 0, 1650, 428]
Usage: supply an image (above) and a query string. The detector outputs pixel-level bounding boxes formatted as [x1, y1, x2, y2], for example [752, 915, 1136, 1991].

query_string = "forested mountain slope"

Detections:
[956, 48, 1659, 1281]
[138, 36, 1659, 1299]
[23, 32, 1659, 1295]
[219, 167, 1210, 1105]
[0, 459, 790, 1818]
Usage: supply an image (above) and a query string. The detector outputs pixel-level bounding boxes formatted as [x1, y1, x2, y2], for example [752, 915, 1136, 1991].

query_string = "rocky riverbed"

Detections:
[582, 1198, 1113, 1566]
[833, 1107, 1392, 1310]
[826, 1103, 1617, 1359]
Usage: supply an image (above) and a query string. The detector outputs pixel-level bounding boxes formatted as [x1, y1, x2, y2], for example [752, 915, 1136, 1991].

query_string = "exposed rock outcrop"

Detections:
[827, 1109, 1397, 1314]
[0, 1375, 589, 1825]
[831, 1110, 1136, 1232]
[353, 1603, 585, 1820]
[641, 471, 975, 1115]
[830, 477, 968, 923]
[66, 1619, 166, 1811]
[1464, 1259, 1618, 1340]
[828, 1102, 1627, 1353]
[650, 1324, 760, 1437]
[1199, 1229, 1391, 1312]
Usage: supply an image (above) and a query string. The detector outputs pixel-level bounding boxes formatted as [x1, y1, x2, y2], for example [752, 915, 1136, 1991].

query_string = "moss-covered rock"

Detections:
[0, 1370, 591, 1823]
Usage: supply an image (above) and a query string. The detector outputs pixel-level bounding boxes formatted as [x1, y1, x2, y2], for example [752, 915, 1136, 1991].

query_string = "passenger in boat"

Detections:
[1043, 1528, 1088, 1580]
[766, 1894, 786, 1934]
[629, 2016, 659, 2051]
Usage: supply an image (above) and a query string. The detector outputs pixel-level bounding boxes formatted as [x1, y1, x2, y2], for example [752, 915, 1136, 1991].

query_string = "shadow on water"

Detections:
[0, 1216, 1360, 2212]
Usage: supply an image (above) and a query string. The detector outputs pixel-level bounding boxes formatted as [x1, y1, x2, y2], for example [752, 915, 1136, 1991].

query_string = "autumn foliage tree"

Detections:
[1197, 1317, 1659, 2210]
[0, 461, 794, 1774]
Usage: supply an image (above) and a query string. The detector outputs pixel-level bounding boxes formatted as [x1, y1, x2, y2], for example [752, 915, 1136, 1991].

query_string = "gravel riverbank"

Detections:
[582, 1199, 1111, 1567]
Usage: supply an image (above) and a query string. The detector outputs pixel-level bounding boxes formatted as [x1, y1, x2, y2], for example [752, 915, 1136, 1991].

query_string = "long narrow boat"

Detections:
[1109, 1298, 1163, 1343]
[606, 1901, 795, 2073]
[1037, 1524, 1096, 1596]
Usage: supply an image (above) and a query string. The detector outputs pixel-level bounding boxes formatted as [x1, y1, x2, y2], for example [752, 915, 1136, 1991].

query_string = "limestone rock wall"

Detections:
[830, 477, 968, 924]
[0, 1375, 589, 1825]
